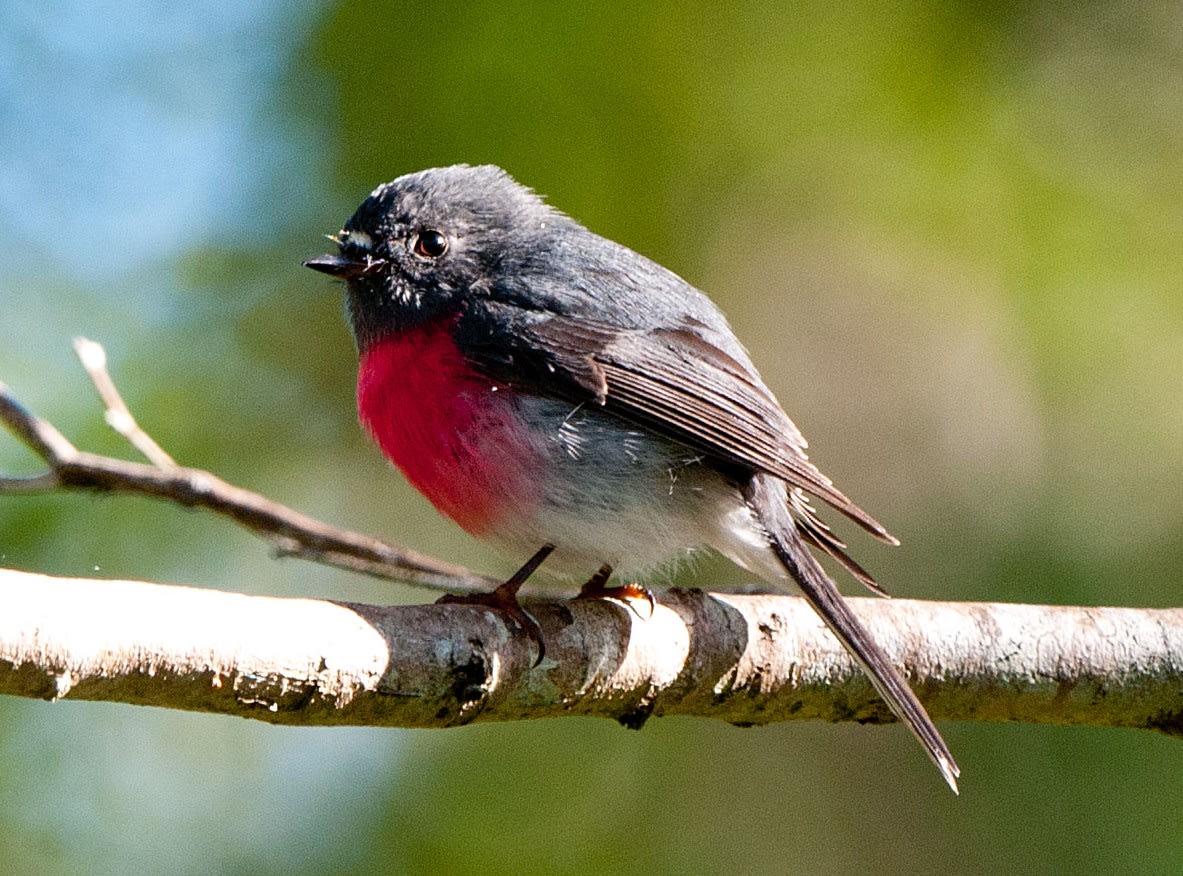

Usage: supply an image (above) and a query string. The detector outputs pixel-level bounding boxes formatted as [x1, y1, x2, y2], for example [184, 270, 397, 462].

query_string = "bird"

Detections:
[305, 164, 959, 792]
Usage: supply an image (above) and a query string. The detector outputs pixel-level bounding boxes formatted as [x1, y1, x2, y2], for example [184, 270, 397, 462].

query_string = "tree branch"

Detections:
[4, 340, 1183, 768]
[1, 568, 1180, 737]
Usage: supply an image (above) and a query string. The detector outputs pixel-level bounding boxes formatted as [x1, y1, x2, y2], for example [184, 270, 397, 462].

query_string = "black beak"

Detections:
[303, 253, 381, 279]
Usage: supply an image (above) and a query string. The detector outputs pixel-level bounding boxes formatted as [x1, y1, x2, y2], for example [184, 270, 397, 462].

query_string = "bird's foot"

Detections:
[575, 564, 656, 620]
[436, 543, 553, 665]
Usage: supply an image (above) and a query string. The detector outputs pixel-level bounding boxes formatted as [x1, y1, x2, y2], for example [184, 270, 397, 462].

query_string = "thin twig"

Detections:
[73, 336, 175, 468]
[0, 473, 62, 492]
[0, 346, 497, 594]
[0, 382, 78, 464]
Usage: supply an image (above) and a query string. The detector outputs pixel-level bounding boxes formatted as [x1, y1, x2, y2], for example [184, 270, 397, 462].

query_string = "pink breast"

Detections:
[356, 318, 540, 535]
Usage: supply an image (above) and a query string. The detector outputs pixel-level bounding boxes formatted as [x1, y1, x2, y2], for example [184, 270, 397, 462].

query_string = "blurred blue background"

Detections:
[2, 1, 1182, 873]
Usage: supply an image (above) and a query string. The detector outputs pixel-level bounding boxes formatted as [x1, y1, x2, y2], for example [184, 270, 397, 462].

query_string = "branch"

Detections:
[0, 339, 498, 594]
[2, 569, 1181, 739]
[5, 340, 1183, 782]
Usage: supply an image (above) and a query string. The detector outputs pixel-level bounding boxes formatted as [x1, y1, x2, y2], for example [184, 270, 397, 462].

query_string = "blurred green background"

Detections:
[2, 1, 1182, 873]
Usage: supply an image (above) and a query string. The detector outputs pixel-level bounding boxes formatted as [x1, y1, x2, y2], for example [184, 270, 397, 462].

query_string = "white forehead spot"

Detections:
[345, 230, 373, 250]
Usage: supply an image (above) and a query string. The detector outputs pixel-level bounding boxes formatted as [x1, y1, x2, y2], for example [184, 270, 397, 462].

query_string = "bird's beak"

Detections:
[303, 253, 380, 279]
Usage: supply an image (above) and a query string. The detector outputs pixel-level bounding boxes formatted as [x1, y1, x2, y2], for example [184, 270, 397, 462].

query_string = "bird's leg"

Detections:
[575, 563, 656, 619]
[437, 543, 554, 664]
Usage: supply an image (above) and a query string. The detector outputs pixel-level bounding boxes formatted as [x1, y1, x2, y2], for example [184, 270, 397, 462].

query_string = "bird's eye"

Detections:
[411, 229, 449, 259]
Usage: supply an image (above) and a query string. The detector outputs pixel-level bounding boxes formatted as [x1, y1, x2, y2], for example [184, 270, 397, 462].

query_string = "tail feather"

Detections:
[791, 487, 890, 597]
[747, 475, 960, 793]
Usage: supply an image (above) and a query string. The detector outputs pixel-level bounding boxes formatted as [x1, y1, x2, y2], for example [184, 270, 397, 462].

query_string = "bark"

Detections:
[2, 568, 1180, 735]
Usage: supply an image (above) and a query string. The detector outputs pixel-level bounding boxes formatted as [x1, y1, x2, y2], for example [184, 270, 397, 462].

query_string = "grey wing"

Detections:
[469, 304, 900, 561]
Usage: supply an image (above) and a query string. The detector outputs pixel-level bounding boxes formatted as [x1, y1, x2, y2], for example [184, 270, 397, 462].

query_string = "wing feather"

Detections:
[516, 314, 897, 546]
